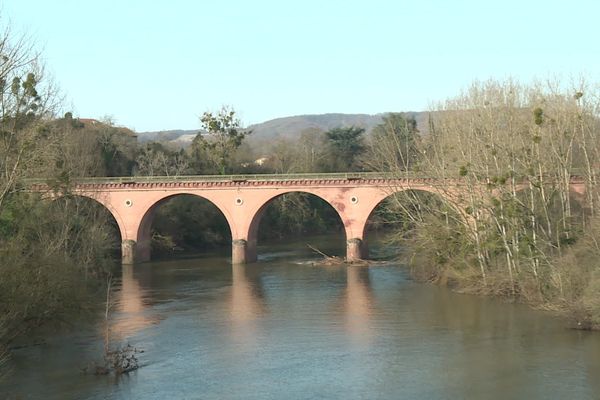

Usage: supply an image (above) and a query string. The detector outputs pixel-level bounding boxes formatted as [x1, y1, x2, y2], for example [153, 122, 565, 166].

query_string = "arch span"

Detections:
[51, 191, 127, 240]
[362, 188, 465, 238]
[361, 188, 464, 258]
[339, 185, 467, 260]
[135, 192, 235, 262]
[243, 190, 347, 263]
[50, 191, 127, 259]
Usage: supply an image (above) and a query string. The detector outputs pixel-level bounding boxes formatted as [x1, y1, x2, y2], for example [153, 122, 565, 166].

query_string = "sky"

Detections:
[3, 0, 599, 132]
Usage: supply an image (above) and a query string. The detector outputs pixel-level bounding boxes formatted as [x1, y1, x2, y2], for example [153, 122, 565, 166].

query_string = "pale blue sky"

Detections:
[3, 0, 599, 131]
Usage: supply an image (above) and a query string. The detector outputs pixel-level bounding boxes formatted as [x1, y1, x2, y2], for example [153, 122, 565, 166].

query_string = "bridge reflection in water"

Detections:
[108, 265, 158, 340]
[343, 266, 374, 346]
[228, 264, 267, 346]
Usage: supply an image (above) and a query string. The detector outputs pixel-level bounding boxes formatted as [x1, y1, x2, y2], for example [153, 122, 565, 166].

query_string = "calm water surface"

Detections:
[3, 240, 600, 399]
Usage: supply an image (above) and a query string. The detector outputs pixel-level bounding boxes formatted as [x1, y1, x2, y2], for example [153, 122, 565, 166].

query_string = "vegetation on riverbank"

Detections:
[372, 80, 600, 329]
[0, 26, 121, 373]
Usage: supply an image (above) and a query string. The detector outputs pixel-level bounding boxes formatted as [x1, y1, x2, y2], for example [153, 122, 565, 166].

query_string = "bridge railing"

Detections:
[23, 170, 588, 186]
[24, 172, 427, 185]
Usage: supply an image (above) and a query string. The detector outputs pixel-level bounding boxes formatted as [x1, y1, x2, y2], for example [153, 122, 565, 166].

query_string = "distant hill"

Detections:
[137, 129, 196, 143]
[137, 112, 429, 147]
[248, 113, 385, 140]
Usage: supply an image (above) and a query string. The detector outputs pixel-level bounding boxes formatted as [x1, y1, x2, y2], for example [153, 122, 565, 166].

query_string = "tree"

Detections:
[380, 78, 600, 322]
[0, 21, 124, 360]
[295, 128, 327, 172]
[364, 113, 420, 173]
[41, 115, 139, 180]
[135, 142, 188, 176]
[322, 126, 365, 172]
[262, 128, 327, 174]
[0, 25, 59, 212]
[189, 106, 250, 174]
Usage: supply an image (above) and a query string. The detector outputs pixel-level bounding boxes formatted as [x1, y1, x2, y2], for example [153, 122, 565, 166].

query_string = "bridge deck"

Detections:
[24, 171, 586, 187]
[26, 172, 435, 185]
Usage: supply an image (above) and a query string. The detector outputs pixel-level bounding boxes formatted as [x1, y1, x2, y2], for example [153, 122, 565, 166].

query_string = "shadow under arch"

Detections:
[48, 192, 123, 258]
[362, 188, 462, 259]
[247, 190, 346, 262]
[137, 193, 233, 262]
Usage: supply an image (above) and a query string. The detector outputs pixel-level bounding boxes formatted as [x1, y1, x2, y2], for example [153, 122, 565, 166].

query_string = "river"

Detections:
[2, 238, 600, 399]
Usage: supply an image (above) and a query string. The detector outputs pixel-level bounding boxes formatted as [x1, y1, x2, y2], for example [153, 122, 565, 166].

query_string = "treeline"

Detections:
[3, 95, 395, 266]
[54, 106, 398, 254]
[135, 108, 420, 252]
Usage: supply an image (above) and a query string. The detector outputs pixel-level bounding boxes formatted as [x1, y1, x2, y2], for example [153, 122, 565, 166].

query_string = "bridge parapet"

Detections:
[24, 171, 587, 188]
[25, 173, 476, 192]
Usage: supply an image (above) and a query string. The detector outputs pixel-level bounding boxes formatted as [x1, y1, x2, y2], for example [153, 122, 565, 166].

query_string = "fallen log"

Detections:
[306, 244, 385, 266]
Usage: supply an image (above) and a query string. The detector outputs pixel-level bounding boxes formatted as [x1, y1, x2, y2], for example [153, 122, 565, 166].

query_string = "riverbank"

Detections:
[398, 217, 600, 331]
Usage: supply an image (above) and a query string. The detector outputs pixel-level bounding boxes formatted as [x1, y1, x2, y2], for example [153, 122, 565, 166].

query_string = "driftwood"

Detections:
[307, 244, 376, 266]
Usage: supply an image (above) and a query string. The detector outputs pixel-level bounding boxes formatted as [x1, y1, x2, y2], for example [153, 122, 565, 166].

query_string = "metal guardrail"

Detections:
[23, 170, 588, 186]
[24, 172, 434, 185]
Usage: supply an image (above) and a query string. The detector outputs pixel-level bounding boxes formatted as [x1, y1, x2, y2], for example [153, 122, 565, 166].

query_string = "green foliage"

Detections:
[0, 23, 129, 359]
[189, 106, 250, 174]
[0, 193, 119, 350]
[258, 193, 343, 241]
[135, 142, 188, 176]
[321, 126, 365, 172]
[366, 113, 420, 172]
[150, 196, 231, 256]
[96, 127, 137, 177]
[533, 107, 544, 126]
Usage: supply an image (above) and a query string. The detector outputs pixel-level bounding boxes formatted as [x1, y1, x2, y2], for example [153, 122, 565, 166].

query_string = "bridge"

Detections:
[28, 172, 586, 265]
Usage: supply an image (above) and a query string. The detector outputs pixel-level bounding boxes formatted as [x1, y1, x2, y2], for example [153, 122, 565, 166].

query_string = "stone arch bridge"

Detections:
[29, 173, 586, 265]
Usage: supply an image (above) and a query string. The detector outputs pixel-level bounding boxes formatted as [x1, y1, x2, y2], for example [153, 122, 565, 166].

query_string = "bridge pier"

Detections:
[232, 239, 257, 264]
[121, 240, 151, 264]
[122, 240, 137, 265]
[347, 238, 368, 261]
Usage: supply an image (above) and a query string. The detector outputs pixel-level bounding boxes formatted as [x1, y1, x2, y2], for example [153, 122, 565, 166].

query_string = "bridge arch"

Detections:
[362, 188, 465, 237]
[67, 192, 128, 241]
[242, 189, 347, 263]
[48, 192, 124, 259]
[340, 185, 467, 260]
[135, 192, 235, 262]
[47, 190, 126, 239]
[360, 188, 464, 257]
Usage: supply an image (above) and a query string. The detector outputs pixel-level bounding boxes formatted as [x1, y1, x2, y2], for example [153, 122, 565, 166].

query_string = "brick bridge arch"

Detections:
[49, 191, 127, 242]
[134, 193, 235, 263]
[34, 174, 584, 265]
[243, 189, 347, 263]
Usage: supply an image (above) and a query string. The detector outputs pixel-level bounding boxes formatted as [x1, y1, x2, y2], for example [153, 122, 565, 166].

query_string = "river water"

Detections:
[2, 239, 600, 399]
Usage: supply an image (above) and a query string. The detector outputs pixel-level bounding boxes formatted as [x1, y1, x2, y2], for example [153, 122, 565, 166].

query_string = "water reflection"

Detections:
[584, 333, 600, 394]
[228, 265, 266, 345]
[343, 266, 374, 345]
[109, 265, 156, 339]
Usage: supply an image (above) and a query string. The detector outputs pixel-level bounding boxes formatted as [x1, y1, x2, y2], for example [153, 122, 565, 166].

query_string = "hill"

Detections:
[137, 112, 429, 147]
